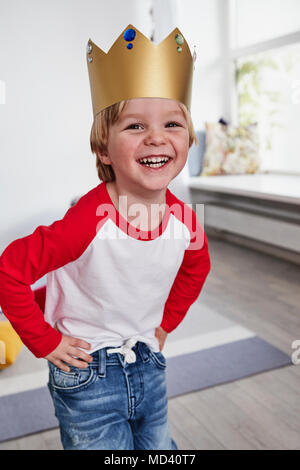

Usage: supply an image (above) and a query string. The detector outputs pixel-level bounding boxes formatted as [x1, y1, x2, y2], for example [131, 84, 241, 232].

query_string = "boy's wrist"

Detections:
[31, 328, 63, 359]
[159, 326, 168, 334]
[158, 322, 170, 334]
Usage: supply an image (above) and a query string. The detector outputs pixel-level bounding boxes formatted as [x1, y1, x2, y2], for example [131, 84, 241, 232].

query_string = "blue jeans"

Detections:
[47, 341, 178, 450]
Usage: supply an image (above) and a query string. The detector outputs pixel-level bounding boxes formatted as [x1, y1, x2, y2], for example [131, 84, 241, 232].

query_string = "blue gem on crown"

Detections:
[123, 28, 136, 42]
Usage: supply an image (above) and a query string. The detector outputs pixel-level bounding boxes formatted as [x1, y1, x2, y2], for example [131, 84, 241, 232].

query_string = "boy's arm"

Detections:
[159, 226, 211, 334]
[0, 197, 94, 358]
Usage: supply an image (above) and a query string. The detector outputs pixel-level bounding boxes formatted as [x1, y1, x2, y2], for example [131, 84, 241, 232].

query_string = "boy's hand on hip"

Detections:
[155, 326, 168, 351]
[45, 334, 93, 372]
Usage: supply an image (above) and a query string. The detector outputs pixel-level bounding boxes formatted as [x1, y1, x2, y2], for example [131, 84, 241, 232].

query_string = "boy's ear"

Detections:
[96, 150, 112, 165]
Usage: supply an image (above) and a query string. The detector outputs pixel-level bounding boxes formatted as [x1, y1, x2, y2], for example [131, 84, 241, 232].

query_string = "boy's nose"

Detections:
[144, 129, 167, 145]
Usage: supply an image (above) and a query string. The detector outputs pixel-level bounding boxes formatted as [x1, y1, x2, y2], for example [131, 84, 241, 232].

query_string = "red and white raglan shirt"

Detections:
[0, 181, 211, 358]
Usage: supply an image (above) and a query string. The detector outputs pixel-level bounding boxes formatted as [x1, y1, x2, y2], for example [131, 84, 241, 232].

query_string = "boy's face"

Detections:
[101, 98, 190, 194]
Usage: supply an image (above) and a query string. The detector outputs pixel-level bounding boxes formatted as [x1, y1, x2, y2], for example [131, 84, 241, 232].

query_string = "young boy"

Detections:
[0, 26, 211, 450]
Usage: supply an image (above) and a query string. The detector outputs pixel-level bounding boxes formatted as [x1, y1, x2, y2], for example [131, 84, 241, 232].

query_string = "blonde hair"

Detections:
[90, 99, 198, 182]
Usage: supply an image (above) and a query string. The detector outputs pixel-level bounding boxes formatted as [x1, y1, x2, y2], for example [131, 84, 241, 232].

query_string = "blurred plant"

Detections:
[235, 53, 285, 151]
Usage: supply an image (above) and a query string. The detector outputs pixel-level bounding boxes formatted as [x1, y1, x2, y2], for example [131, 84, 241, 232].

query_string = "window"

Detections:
[230, 0, 300, 173]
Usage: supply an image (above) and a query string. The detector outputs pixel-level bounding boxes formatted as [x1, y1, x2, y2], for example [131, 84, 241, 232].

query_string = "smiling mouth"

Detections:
[137, 156, 173, 169]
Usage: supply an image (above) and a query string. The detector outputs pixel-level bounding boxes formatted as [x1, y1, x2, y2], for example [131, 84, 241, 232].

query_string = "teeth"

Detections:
[144, 162, 166, 168]
[139, 156, 170, 164]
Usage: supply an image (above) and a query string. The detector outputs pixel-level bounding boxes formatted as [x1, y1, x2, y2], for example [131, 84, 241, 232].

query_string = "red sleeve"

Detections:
[160, 220, 211, 334]
[33, 285, 46, 313]
[0, 188, 100, 358]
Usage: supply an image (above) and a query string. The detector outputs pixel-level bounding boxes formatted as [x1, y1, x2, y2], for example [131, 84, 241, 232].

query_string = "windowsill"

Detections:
[187, 171, 300, 205]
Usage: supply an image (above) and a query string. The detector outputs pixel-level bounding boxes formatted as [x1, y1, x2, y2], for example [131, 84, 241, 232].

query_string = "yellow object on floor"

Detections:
[0, 320, 23, 370]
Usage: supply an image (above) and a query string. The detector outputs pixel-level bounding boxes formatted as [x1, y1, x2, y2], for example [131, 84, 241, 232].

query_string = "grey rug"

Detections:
[0, 335, 292, 443]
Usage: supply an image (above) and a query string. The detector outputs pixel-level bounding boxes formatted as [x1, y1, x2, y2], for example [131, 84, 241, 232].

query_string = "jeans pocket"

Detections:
[149, 350, 167, 369]
[48, 361, 97, 393]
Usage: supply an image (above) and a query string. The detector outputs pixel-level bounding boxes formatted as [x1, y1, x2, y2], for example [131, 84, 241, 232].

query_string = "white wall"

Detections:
[0, 0, 152, 252]
[0, 0, 226, 252]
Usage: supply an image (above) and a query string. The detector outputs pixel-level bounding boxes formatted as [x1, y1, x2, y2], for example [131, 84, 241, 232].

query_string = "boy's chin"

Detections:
[138, 171, 181, 188]
[138, 178, 172, 193]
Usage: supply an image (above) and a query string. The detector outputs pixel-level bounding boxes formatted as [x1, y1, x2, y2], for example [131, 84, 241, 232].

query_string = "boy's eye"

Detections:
[167, 122, 181, 127]
[127, 124, 143, 129]
[126, 122, 180, 130]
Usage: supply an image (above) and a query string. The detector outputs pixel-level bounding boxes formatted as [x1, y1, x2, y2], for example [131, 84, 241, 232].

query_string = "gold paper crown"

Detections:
[86, 24, 195, 117]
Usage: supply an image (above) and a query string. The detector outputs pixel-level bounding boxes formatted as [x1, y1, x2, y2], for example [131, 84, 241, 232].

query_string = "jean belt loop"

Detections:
[98, 347, 106, 377]
[137, 341, 151, 363]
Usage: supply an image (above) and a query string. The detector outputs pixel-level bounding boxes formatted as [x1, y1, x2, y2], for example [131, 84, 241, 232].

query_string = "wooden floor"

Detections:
[1, 236, 299, 450]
